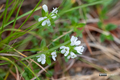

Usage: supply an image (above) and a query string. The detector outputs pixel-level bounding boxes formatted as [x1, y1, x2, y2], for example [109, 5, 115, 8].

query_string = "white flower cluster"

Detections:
[60, 36, 84, 59]
[37, 54, 46, 64]
[36, 36, 84, 64]
[38, 4, 58, 26]
[36, 51, 57, 65]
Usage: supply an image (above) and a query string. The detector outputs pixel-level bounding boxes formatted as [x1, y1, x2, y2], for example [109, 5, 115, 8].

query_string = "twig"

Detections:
[47, 29, 73, 47]
[82, 43, 120, 62]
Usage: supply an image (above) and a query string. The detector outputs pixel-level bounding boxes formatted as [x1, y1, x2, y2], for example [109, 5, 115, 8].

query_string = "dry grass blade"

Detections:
[31, 62, 55, 80]
[3, 44, 47, 73]
[85, 25, 96, 42]
[84, 43, 120, 62]
[15, 66, 20, 80]
[83, 34, 93, 55]
[0, 4, 4, 11]
[85, 25, 120, 44]
[0, 53, 22, 57]
[55, 68, 120, 80]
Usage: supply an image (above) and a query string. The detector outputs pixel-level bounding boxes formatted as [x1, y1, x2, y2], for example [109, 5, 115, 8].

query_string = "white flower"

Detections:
[51, 7, 58, 19]
[74, 46, 84, 54]
[67, 52, 77, 59]
[51, 51, 57, 61]
[38, 4, 58, 26]
[70, 36, 81, 46]
[38, 17, 51, 26]
[42, 4, 48, 12]
[37, 54, 46, 64]
[51, 14, 57, 19]
[60, 46, 69, 56]
[52, 7, 58, 14]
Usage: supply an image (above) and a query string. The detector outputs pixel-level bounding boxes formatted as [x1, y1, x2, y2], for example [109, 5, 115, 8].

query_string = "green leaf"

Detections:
[48, 26, 54, 32]
[76, 23, 86, 28]
[76, 30, 82, 37]
[100, 33, 114, 42]
[100, 7, 108, 19]
[0, 76, 3, 80]
[42, 9, 46, 17]
[73, 23, 85, 31]
[71, 17, 78, 24]
[100, 34, 106, 42]
[46, 70, 54, 77]
[64, 57, 69, 62]
[105, 24, 117, 31]
[50, 19, 55, 27]
[106, 34, 114, 41]
[46, 56, 51, 65]
[64, 34, 70, 42]
[40, 39, 46, 49]
[1, 6, 41, 30]
[31, 37, 39, 47]
[34, 15, 40, 21]
[63, 22, 69, 27]
[24, 67, 33, 79]
[0, 62, 9, 66]
[102, 0, 113, 7]
[97, 22, 103, 29]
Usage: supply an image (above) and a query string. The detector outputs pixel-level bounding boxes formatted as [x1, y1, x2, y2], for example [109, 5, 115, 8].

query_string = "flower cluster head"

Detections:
[70, 36, 81, 46]
[37, 54, 46, 64]
[67, 52, 77, 59]
[74, 46, 84, 54]
[60, 36, 84, 59]
[51, 51, 57, 61]
[38, 4, 58, 26]
[60, 46, 69, 56]
[36, 36, 84, 64]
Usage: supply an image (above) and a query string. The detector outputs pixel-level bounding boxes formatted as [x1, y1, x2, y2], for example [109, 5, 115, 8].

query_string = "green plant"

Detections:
[0, 0, 108, 79]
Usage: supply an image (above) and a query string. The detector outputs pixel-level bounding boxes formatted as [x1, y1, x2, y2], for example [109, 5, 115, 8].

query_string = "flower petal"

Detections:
[60, 46, 70, 56]
[70, 52, 77, 58]
[61, 49, 65, 54]
[67, 55, 70, 59]
[78, 52, 82, 54]
[70, 36, 81, 46]
[74, 41, 81, 45]
[74, 46, 80, 53]
[42, 4, 48, 12]
[41, 54, 46, 59]
[51, 51, 56, 55]
[70, 36, 77, 46]
[60, 46, 65, 49]
[80, 46, 84, 52]
[46, 19, 51, 26]
[64, 51, 69, 56]
[52, 56, 56, 61]
[71, 36, 76, 42]
[70, 42, 74, 46]
[52, 7, 58, 14]
[40, 54, 46, 64]
[42, 20, 47, 26]
[74, 46, 84, 54]
[37, 58, 41, 62]
[38, 17, 45, 22]
[51, 14, 57, 19]
[41, 59, 46, 64]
